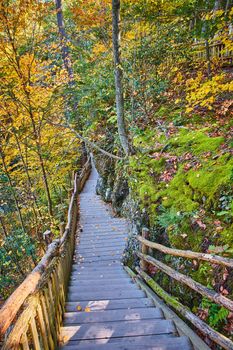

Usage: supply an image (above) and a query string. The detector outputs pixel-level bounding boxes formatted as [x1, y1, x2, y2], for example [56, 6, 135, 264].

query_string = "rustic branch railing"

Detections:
[136, 228, 233, 350]
[0, 157, 91, 350]
[193, 40, 233, 63]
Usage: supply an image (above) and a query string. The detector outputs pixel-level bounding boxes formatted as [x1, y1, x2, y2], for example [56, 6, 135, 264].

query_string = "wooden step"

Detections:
[60, 319, 176, 342]
[77, 247, 124, 254]
[65, 298, 154, 312]
[69, 279, 133, 287]
[68, 284, 139, 294]
[76, 254, 122, 263]
[60, 336, 192, 350]
[70, 273, 129, 281]
[64, 307, 163, 325]
[67, 289, 145, 301]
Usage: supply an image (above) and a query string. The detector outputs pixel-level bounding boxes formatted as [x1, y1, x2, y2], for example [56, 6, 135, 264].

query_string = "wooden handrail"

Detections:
[137, 235, 233, 268]
[0, 156, 92, 349]
[191, 38, 233, 63]
[0, 239, 60, 336]
[136, 267, 233, 350]
[136, 231, 233, 350]
[137, 251, 233, 312]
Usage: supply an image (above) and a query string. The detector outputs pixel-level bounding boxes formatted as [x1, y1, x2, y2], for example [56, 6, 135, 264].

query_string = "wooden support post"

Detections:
[43, 230, 53, 245]
[140, 228, 150, 271]
[59, 222, 65, 237]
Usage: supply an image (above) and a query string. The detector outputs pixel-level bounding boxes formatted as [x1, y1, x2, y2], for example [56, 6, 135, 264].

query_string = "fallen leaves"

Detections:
[76, 305, 91, 312]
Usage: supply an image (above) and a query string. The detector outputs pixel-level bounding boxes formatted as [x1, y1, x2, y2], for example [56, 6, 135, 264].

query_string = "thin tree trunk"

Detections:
[112, 0, 131, 156]
[2, 6, 53, 220]
[55, 0, 74, 84]
[0, 149, 26, 233]
[0, 216, 8, 237]
[13, 130, 43, 238]
[13, 130, 42, 220]
[205, 39, 211, 77]
[23, 88, 54, 218]
[225, 0, 230, 15]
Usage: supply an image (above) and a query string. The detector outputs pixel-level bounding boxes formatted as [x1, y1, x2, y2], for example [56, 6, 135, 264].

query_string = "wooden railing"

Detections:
[0, 157, 91, 350]
[193, 40, 233, 64]
[136, 228, 233, 350]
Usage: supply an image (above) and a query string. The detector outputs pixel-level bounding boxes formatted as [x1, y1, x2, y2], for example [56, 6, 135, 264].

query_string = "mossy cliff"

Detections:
[94, 117, 233, 334]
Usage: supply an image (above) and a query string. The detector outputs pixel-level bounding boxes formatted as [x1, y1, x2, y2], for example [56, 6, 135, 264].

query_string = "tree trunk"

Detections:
[0, 149, 26, 233]
[13, 130, 42, 218]
[55, 0, 74, 84]
[205, 39, 211, 77]
[0, 216, 8, 237]
[13, 130, 43, 238]
[112, 0, 131, 156]
[22, 87, 54, 219]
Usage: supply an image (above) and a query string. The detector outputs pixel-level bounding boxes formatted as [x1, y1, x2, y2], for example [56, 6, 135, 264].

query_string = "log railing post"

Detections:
[140, 227, 150, 271]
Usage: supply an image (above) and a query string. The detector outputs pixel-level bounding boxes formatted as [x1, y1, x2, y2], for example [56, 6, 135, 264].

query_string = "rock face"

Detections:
[93, 154, 150, 268]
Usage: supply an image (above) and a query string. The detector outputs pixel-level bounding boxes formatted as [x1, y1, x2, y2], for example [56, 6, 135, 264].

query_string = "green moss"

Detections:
[187, 155, 233, 205]
[129, 127, 232, 255]
[169, 128, 224, 155]
[161, 168, 198, 212]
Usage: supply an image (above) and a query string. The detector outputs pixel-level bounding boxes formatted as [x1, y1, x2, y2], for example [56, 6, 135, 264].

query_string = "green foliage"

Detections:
[0, 231, 37, 298]
[201, 298, 229, 329]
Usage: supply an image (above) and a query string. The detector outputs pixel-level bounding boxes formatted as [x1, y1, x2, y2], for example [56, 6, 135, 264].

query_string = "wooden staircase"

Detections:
[59, 167, 193, 350]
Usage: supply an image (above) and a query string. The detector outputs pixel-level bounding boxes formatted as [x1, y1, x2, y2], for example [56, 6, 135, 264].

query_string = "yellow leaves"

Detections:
[124, 30, 136, 41]
[76, 305, 91, 312]
[93, 43, 107, 56]
[61, 335, 69, 344]
[186, 72, 231, 111]
[204, 9, 224, 20]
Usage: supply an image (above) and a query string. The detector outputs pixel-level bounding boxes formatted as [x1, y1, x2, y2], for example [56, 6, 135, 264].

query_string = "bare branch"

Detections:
[48, 121, 125, 161]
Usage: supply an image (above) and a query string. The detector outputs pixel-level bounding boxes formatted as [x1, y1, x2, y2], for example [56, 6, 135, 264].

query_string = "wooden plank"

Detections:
[71, 269, 126, 276]
[40, 294, 55, 350]
[79, 232, 127, 237]
[61, 336, 192, 350]
[65, 298, 154, 312]
[69, 279, 133, 287]
[71, 266, 125, 273]
[77, 244, 125, 250]
[76, 256, 123, 263]
[74, 261, 124, 268]
[20, 333, 30, 350]
[68, 284, 139, 293]
[70, 278, 132, 284]
[37, 303, 49, 350]
[67, 290, 145, 301]
[79, 237, 127, 244]
[64, 307, 163, 324]
[70, 273, 128, 281]
[61, 333, 176, 346]
[77, 247, 124, 254]
[74, 260, 124, 267]
[71, 267, 127, 278]
[72, 261, 125, 272]
[76, 252, 123, 258]
[60, 319, 176, 342]
[29, 318, 41, 350]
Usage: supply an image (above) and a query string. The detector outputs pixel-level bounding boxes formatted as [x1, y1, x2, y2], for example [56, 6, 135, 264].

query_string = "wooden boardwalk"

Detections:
[59, 167, 193, 349]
